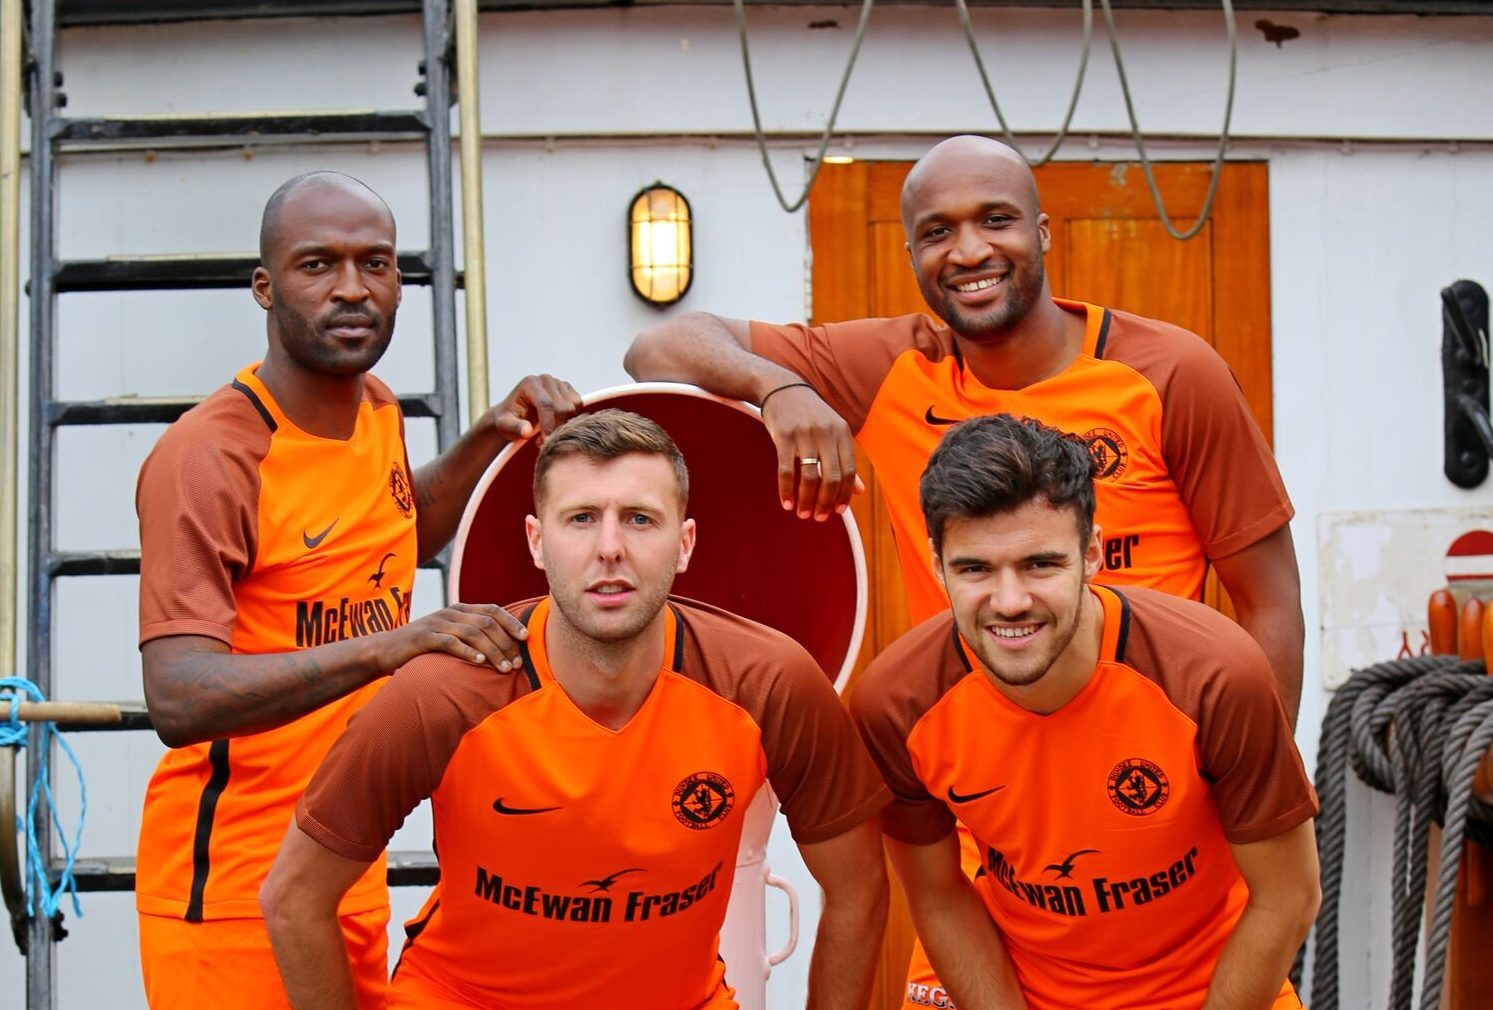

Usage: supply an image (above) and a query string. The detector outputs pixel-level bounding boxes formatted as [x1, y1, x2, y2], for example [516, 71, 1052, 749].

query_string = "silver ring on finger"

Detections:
[798, 456, 822, 477]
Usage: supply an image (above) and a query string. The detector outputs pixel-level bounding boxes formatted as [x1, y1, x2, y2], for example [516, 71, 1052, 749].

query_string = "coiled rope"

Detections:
[1309, 655, 1493, 1010]
[0, 677, 86, 925]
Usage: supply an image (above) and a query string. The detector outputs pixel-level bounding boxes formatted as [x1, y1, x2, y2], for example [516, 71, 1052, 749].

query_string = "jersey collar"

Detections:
[518, 597, 683, 691]
[1051, 298, 1114, 360]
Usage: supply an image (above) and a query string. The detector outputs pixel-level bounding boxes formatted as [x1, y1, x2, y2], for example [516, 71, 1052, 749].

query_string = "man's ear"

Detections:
[675, 518, 697, 575]
[930, 539, 946, 590]
[1083, 524, 1102, 582]
[525, 515, 545, 571]
[251, 266, 273, 310]
[1037, 212, 1052, 255]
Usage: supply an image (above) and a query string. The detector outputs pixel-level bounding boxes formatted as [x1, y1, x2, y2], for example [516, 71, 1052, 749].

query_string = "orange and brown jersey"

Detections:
[751, 301, 1293, 622]
[850, 586, 1317, 1010]
[135, 363, 417, 921]
[298, 596, 889, 1010]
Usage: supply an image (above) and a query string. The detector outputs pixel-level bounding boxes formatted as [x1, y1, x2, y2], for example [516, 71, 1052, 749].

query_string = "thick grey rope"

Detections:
[733, 0, 876, 214]
[953, 0, 1093, 167]
[1310, 655, 1453, 1010]
[1420, 701, 1493, 1010]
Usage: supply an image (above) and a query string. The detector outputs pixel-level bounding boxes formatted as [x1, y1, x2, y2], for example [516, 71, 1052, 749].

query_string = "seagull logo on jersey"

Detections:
[671, 771, 735, 830]
[1107, 758, 1170, 816]
[1044, 849, 1100, 879]
[389, 463, 415, 518]
[367, 552, 397, 589]
[1083, 427, 1129, 481]
[580, 868, 645, 893]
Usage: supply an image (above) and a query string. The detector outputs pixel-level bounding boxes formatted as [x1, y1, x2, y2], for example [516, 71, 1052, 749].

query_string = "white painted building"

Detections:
[3, 2, 1492, 1007]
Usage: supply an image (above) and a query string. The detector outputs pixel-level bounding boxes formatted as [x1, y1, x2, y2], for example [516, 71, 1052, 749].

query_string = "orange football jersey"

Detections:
[298, 597, 890, 1010]
[851, 586, 1317, 1010]
[751, 300, 1293, 623]
[136, 363, 417, 921]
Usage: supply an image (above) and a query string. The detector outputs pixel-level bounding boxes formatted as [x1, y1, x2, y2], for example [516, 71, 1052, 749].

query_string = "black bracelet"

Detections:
[758, 381, 814, 416]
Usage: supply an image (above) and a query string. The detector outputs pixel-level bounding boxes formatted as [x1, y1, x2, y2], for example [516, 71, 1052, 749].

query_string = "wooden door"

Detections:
[807, 159, 1273, 1010]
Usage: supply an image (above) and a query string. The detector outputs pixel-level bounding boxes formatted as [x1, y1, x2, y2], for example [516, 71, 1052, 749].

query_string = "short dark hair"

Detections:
[919, 414, 1096, 555]
[532, 409, 689, 509]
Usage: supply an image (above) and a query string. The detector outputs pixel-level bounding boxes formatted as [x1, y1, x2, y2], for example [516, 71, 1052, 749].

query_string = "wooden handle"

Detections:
[1430, 589, 1459, 655]
[0, 700, 124, 725]
[1459, 597, 1486, 661]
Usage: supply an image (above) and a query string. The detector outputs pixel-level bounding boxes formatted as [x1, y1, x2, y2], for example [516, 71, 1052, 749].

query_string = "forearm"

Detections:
[413, 418, 506, 562]
[906, 880, 1026, 1010]
[624, 312, 799, 403]
[1201, 904, 1309, 1010]
[1232, 599, 1304, 728]
[805, 880, 888, 1010]
[265, 905, 358, 1010]
[145, 636, 385, 747]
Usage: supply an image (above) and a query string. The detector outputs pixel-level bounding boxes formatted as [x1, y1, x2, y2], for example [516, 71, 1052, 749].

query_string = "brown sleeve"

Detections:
[136, 393, 268, 647]
[847, 621, 961, 846]
[1126, 591, 1317, 844]
[1157, 333, 1293, 558]
[1106, 315, 1293, 558]
[679, 604, 888, 844]
[297, 652, 517, 862]
[749, 316, 951, 434]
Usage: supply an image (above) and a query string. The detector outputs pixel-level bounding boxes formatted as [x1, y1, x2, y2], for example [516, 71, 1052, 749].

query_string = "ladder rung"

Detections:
[48, 392, 443, 427]
[52, 110, 429, 148]
[47, 549, 447, 576]
[56, 850, 438, 893]
[51, 253, 448, 292]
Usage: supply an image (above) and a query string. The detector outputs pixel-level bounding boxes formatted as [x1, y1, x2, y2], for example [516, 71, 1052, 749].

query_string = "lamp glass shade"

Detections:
[629, 184, 693, 306]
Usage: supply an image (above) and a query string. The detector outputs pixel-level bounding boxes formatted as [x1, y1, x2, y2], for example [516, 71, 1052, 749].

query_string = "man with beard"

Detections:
[260, 409, 891, 1010]
[850, 415, 1319, 1010]
[134, 171, 583, 1008]
[625, 136, 1303, 1006]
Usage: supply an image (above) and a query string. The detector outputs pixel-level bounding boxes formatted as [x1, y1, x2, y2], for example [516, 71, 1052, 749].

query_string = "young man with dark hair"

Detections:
[850, 415, 1319, 1010]
[261, 409, 891, 1010]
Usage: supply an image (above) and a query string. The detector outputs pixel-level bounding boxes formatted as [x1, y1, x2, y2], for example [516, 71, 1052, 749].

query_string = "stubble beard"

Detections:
[924, 254, 1046, 344]
[968, 593, 1085, 691]
[273, 298, 396, 376]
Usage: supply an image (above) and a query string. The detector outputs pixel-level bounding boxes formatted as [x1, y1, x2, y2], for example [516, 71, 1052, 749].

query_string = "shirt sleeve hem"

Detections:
[295, 806, 387, 865]
[1205, 502, 1296, 560]
[879, 813, 956, 847]
[1223, 796, 1319, 846]
[139, 619, 234, 649]
[787, 787, 892, 846]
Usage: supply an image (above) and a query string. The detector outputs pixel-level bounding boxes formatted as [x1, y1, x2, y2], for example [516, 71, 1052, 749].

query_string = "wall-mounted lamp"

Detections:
[629, 182, 693, 307]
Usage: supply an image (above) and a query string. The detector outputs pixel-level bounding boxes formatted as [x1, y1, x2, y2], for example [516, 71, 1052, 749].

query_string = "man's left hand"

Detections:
[485, 374, 585, 441]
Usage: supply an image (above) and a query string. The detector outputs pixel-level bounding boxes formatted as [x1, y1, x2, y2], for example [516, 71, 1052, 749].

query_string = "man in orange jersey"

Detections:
[624, 135, 1301, 721]
[261, 409, 891, 1010]
[851, 415, 1319, 1010]
[135, 171, 584, 1009]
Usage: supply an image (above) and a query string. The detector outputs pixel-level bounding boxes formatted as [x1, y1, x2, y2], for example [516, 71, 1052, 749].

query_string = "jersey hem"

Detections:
[789, 786, 892, 846]
[135, 883, 387, 921]
[297, 805, 387, 865]
[1204, 502, 1295, 561]
[1222, 796, 1319, 846]
[139, 618, 234, 649]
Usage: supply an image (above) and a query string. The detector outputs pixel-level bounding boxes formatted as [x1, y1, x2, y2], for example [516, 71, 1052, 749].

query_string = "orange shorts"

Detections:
[139, 907, 389, 1010]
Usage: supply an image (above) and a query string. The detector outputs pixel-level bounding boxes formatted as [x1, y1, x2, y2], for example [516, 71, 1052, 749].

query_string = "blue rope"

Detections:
[1, 677, 86, 921]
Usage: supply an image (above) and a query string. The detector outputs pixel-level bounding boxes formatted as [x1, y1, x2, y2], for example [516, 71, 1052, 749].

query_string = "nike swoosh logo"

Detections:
[924, 407, 961, 426]
[302, 519, 338, 550]
[493, 798, 562, 816]
[947, 784, 1006, 804]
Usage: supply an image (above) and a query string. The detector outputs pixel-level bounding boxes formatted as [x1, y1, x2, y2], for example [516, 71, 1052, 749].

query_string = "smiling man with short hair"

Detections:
[850, 415, 1320, 1010]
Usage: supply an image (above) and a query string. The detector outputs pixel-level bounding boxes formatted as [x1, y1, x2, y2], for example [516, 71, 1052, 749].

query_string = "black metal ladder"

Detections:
[18, 3, 463, 1005]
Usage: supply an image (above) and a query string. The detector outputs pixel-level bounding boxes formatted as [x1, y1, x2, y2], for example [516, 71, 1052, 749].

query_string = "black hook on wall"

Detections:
[1443, 279, 1493, 489]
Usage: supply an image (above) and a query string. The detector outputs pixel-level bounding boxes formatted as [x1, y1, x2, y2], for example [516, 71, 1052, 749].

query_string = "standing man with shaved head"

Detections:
[134, 171, 583, 1008]
[626, 136, 1303, 1008]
